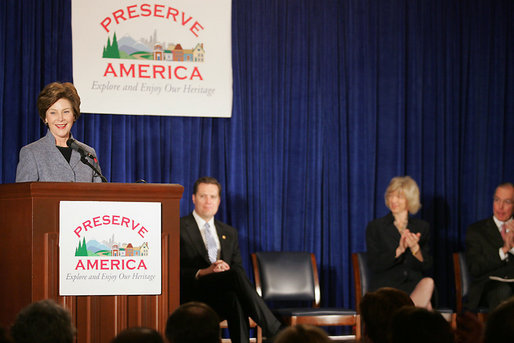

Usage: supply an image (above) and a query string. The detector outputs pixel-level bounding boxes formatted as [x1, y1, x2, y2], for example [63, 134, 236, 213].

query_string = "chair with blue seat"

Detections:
[251, 251, 360, 341]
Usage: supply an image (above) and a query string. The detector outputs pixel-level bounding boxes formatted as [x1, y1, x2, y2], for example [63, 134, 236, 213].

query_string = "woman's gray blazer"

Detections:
[15, 130, 103, 183]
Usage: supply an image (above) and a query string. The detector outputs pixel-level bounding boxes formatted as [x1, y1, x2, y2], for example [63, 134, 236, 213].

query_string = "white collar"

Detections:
[192, 210, 215, 230]
[493, 216, 513, 230]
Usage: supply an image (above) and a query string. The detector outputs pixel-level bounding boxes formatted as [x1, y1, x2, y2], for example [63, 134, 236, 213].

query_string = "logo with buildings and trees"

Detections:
[103, 31, 204, 62]
[75, 235, 149, 257]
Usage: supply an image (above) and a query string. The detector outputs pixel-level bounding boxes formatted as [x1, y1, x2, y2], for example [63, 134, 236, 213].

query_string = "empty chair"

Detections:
[251, 251, 360, 341]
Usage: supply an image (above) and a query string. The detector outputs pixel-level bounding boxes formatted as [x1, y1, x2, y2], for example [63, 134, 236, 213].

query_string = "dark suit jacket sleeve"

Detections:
[180, 214, 208, 282]
[366, 217, 402, 272]
[465, 218, 508, 279]
[216, 220, 244, 272]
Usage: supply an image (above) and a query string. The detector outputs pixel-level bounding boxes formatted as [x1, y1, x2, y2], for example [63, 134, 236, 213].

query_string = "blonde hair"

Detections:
[384, 176, 421, 214]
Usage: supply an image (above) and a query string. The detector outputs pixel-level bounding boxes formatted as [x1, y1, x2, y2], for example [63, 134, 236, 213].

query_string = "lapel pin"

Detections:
[222, 235, 226, 239]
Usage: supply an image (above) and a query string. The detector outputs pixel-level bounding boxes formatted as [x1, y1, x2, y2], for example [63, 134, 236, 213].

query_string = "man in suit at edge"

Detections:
[465, 182, 514, 311]
[179, 176, 282, 343]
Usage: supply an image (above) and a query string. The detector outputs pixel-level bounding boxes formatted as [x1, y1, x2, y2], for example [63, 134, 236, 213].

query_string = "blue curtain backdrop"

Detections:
[1, 0, 513, 311]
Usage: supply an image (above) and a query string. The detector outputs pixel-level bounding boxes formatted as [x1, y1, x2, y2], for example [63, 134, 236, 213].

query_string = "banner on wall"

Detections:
[72, 0, 232, 117]
[59, 201, 161, 295]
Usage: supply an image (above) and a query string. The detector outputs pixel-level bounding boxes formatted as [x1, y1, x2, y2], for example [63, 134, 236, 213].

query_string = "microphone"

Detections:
[66, 138, 96, 160]
[66, 138, 107, 182]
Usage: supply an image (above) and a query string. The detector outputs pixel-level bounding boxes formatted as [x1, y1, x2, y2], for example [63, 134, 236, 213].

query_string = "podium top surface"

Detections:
[0, 182, 184, 201]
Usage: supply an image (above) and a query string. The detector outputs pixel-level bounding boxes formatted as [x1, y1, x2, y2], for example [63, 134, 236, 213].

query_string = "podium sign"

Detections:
[0, 182, 183, 343]
[60, 201, 161, 295]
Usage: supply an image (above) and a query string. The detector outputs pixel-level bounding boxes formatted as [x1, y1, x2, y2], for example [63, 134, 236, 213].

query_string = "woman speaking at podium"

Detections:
[15, 82, 104, 182]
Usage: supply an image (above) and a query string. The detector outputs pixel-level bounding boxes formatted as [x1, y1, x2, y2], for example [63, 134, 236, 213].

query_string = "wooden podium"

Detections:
[0, 182, 183, 343]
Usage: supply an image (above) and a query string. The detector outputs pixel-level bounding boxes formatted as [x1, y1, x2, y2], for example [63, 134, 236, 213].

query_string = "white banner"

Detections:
[59, 201, 161, 295]
[72, 0, 232, 117]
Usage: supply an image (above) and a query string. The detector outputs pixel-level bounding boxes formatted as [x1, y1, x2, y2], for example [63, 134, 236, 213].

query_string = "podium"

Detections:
[0, 182, 183, 343]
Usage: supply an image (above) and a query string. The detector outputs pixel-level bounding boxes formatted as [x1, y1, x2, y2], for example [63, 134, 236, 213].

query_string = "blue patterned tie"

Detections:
[204, 222, 218, 263]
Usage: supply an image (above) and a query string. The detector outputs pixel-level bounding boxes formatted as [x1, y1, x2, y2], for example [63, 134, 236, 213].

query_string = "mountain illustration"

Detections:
[118, 35, 151, 54]
[86, 239, 110, 253]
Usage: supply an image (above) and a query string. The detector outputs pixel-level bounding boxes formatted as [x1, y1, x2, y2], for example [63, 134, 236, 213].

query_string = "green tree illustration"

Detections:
[75, 237, 89, 256]
[102, 33, 120, 58]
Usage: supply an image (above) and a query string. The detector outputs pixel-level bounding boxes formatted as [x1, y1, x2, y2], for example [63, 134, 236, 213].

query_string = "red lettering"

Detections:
[139, 64, 151, 78]
[190, 67, 203, 80]
[74, 226, 82, 238]
[98, 4, 203, 37]
[83, 220, 93, 231]
[87, 260, 99, 270]
[121, 216, 130, 228]
[120, 63, 135, 77]
[127, 4, 139, 19]
[74, 259, 147, 270]
[181, 13, 192, 25]
[105, 63, 202, 80]
[140, 3, 152, 16]
[101, 259, 109, 270]
[166, 7, 179, 20]
[190, 21, 204, 37]
[138, 226, 148, 238]
[154, 4, 165, 18]
[100, 17, 112, 33]
[138, 260, 147, 270]
[102, 215, 111, 225]
[104, 63, 118, 77]
[112, 9, 126, 24]
[174, 66, 187, 80]
[112, 215, 120, 225]
[153, 65, 166, 78]
[93, 216, 101, 227]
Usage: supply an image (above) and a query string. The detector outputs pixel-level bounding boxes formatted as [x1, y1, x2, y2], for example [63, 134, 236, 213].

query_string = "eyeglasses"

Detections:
[494, 197, 514, 206]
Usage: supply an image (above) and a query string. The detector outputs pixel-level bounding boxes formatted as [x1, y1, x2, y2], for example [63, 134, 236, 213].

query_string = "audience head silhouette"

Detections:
[484, 296, 514, 343]
[273, 324, 330, 343]
[390, 306, 454, 343]
[0, 327, 13, 343]
[110, 327, 163, 343]
[10, 299, 75, 343]
[359, 287, 414, 343]
[165, 302, 221, 343]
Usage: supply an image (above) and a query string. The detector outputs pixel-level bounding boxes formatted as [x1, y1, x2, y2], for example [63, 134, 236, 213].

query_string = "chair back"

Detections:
[351, 252, 371, 311]
[252, 252, 320, 305]
[453, 252, 471, 313]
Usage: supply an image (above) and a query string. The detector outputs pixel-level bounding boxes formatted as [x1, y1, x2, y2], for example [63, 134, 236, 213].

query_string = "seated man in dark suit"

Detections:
[465, 182, 514, 311]
[179, 176, 282, 343]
